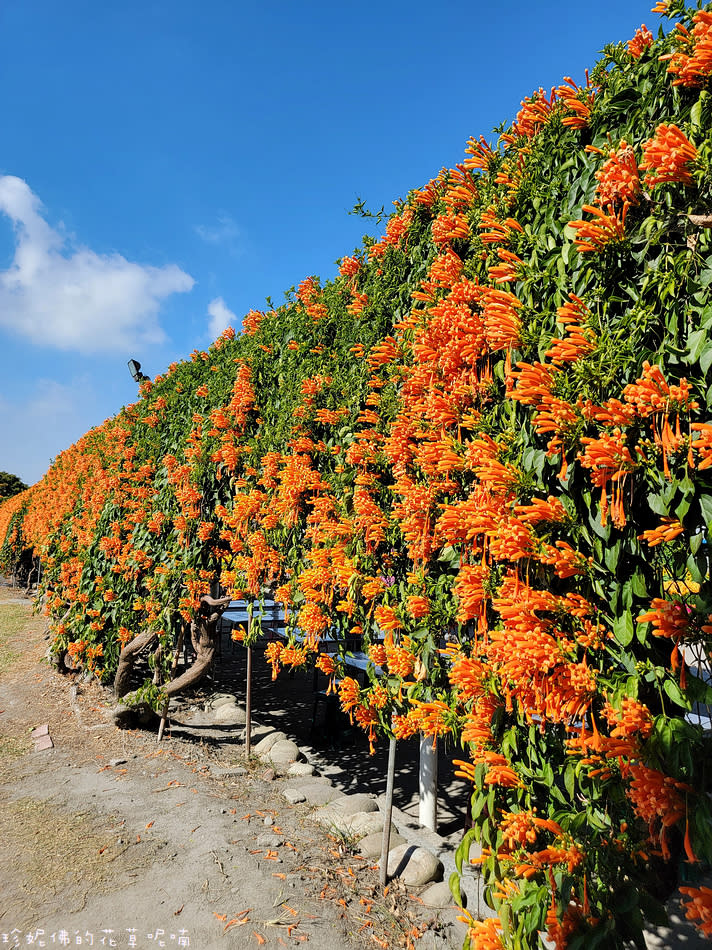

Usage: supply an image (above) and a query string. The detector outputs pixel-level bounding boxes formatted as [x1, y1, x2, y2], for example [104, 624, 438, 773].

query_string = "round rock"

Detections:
[214, 704, 247, 725]
[419, 881, 455, 908]
[385, 844, 443, 886]
[358, 831, 405, 858]
[330, 793, 379, 816]
[268, 739, 301, 770]
[253, 731, 287, 755]
[209, 694, 238, 709]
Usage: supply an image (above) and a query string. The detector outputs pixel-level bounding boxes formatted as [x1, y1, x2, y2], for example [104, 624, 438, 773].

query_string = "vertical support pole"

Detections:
[157, 625, 185, 744]
[245, 612, 253, 758]
[379, 737, 397, 887]
[419, 733, 438, 832]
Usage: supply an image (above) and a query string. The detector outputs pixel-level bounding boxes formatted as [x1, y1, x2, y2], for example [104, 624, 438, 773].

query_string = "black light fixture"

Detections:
[127, 359, 150, 384]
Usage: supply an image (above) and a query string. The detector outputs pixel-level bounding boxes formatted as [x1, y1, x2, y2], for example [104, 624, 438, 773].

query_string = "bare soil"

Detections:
[0, 592, 457, 950]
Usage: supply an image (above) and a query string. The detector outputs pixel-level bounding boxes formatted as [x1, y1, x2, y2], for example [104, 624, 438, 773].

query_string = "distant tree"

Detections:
[0, 472, 28, 499]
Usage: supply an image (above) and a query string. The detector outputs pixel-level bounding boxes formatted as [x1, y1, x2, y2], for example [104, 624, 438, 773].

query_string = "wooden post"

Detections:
[419, 733, 438, 832]
[245, 612, 253, 758]
[379, 737, 397, 887]
[157, 625, 186, 743]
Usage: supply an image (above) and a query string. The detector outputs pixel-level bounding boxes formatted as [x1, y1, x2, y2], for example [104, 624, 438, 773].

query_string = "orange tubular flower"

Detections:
[384, 636, 416, 678]
[264, 641, 283, 680]
[640, 124, 697, 186]
[463, 135, 497, 173]
[338, 676, 361, 720]
[374, 604, 401, 632]
[431, 212, 470, 245]
[392, 711, 420, 740]
[578, 428, 635, 526]
[662, 10, 712, 87]
[639, 516, 684, 546]
[406, 594, 430, 618]
[628, 24, 654, 58]
[556, 75, 595, 129]
[638, 597, 689, 639]
[680, 886, 712, 937]
[569, 203, 627, 253]
[460, 917, 504, 950]
[480, 287, 523, 351]
[593, 141, 641, 208]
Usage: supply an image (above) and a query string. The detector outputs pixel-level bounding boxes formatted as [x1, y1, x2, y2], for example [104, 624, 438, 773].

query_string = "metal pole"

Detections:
[379, 737, 397, 887]
[419, 733, 438, 832]
[245, 612, 252, 758]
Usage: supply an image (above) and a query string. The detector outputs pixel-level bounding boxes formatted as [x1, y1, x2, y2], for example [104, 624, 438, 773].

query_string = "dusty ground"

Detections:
[0, 592, 459, 950]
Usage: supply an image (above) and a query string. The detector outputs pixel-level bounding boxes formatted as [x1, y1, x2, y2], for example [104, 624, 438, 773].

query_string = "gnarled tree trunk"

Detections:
[114, 629, 158, 698]
[162, 595, 231, 696]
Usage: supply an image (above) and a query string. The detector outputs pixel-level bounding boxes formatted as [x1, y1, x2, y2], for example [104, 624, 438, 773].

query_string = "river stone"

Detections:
[209, 693, 238, 709]
[268, 739, 301, 770]
[358, 831, 406, 858]
[385, 844, 443, 886]
[214, 703, 247, 725]
[329, 793, 379, 816]
[287, 781, 339, 806]
[419, 881, 455, 908]
[312, 807, 387, 838]
[349, 811, 388, 836]
[253, 731, 287, 755]
[287, 762, 315, 778]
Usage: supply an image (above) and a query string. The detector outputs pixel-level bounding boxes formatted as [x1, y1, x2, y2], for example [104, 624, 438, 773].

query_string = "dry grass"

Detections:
[0, 797, 165, 929]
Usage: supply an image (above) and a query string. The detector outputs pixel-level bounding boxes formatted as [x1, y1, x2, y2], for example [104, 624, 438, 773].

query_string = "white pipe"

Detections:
[419, 733, 438, 832]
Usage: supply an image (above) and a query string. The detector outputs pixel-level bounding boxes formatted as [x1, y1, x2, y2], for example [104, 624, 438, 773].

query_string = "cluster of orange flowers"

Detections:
[662, 9, 712, 86]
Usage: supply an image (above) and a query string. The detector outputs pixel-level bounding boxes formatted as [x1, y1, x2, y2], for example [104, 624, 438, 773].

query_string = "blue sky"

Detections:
[0, 0, 661, 485]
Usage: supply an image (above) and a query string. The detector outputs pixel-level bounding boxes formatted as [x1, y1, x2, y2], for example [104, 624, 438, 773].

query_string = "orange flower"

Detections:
[265, 641, 283, 680]
[406, 595, 430, 618]
[680, 886, 712, 937]
[338, 677, 360, 719]
[460, 917, 503, 950]
[627, 24, 654, 58]
[593, 141, 641, 208]
[639, 516, 684, 546]
[384, 636, 416, 678]
[374, 604, 401, 632]
[640, 124, 697, 186]
[569, 203, 627, 253]
[662, 10, 712, 87]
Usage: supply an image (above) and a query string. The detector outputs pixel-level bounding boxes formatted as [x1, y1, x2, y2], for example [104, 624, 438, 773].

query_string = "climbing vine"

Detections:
[4, 2, 712, 945]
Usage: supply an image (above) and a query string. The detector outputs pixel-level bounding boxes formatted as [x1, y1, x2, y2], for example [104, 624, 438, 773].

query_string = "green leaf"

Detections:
[699, 495, 712, 531]
[448, 872, 462, 908]
[613, 610, 635, 647]
[663, 677, 691, 711]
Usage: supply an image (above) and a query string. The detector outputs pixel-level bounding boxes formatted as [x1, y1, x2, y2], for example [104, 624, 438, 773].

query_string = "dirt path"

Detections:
[0, 595, 452, 950]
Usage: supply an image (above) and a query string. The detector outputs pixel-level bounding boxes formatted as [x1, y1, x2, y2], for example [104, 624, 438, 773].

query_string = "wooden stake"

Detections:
[379, 737, 397, 887]
[157, 625, 186, 743]
[245, 613, 253, 758]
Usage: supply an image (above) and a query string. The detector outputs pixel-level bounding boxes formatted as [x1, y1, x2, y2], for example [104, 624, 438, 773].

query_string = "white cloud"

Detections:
[0, 176, 195, 354]
[207, 296, 236, 340]
[195, 213, 240, 246]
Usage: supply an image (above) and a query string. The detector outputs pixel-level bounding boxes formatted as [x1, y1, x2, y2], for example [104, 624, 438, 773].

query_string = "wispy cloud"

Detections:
[0, 176, 195, 354]
[195, 213, 242, 254]
[207, 296, 237, 340]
